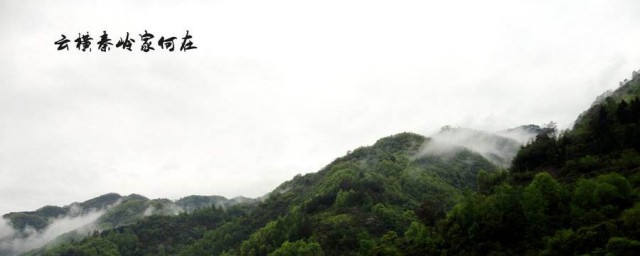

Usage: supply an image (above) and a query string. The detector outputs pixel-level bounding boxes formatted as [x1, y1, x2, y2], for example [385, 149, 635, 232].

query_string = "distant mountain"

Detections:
[2, 193, 121, 232]
[0, 193, 257, 255]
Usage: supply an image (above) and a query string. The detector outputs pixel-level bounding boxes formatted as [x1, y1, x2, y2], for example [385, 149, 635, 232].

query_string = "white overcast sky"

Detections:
[1, 0, 640, 214]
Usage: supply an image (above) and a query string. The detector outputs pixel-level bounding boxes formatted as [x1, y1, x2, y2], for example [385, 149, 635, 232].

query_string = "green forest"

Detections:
[6, 76, 640, 255]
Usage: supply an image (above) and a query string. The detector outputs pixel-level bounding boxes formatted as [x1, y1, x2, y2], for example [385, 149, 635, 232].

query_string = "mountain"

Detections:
[7, 69, 640, 255]
[0, 194, 257, 255]
[3, 193, 121, 232]
[431, 70, 640, 255]
[2, 126, 540, 256]
[511, 71, 640, 182]
[6, 131, 505, 255]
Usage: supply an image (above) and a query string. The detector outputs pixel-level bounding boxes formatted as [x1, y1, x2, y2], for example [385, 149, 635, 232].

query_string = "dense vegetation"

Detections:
[14, 73, 640, 255]
[4, 193, 122, 232]
[433, 76, 640, 255]
[31, 132, 499, 255]
[511, 78, 640, 182]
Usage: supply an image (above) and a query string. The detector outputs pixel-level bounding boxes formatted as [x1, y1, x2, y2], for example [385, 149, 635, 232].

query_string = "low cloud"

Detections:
[417, 126, 539, 168]
[143, 203, 183, 217]
[0, 209, 106, 255]
[496, 125, 541, 144]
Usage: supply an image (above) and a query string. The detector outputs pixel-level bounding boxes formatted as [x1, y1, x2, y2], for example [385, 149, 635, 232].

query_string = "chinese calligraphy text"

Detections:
[55, 30, 197, 52]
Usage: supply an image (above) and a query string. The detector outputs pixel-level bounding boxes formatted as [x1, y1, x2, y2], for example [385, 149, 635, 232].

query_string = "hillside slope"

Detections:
[0, 194, 256, 255]
[430, 71, 640, 255]
[32, 132, 502, 256]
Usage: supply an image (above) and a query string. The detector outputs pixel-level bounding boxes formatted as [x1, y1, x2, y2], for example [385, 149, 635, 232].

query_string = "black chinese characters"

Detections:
[55, 30, 197, 52]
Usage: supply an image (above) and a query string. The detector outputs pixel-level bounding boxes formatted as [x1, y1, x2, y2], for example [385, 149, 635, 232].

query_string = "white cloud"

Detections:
[0, 210, 106, 255]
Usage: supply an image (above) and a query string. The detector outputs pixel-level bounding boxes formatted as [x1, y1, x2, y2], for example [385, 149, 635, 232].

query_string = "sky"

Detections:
[1, 0, 640, 214]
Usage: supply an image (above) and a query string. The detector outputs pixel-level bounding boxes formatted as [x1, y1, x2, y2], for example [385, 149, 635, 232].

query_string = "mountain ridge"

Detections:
[0, 124, 546, 256]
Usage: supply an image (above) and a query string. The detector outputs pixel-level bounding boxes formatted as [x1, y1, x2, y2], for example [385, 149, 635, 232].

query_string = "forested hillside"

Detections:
[31, 132, 502, 255]
[9, 73, 640, 255]
[0, 194, 255, 255]
[430, 74, 640, 255]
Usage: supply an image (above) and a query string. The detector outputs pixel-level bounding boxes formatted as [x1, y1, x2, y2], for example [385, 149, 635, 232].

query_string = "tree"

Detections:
[269, 240, 324, 256]
[605, 237, 640, 255]
[616, 100, 632, 124]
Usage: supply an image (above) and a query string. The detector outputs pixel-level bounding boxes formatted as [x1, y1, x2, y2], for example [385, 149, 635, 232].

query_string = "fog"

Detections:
[0, 209, 106, 255]
[143, 203, 183, 217]
[0, 194, 261, 254]
[418, 126, 539, 167]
